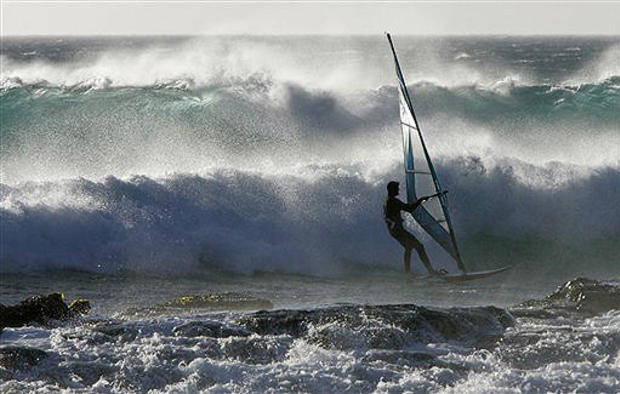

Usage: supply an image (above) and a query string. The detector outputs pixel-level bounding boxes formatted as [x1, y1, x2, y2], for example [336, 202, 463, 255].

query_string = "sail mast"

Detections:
[386, 33, 466, 272]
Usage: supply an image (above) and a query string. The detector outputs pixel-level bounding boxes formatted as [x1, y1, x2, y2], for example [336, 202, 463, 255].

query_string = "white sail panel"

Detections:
[399, 89, 416, 129]
[399, 91, 417, 202]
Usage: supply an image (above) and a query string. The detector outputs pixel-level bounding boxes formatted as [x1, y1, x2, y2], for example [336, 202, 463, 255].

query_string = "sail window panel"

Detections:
[400, 125, 417, 201]
[398, 89, 416, 128]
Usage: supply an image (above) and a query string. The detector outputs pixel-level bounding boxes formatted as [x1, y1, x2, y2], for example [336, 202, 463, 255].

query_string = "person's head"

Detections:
[387, 181, 399, 197]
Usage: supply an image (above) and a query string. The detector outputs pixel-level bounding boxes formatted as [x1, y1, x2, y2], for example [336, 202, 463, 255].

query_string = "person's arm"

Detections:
[404, 191, 448, 212]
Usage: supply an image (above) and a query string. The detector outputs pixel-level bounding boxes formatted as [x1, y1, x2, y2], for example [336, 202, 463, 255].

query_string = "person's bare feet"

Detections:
[431, 269, 448, 277]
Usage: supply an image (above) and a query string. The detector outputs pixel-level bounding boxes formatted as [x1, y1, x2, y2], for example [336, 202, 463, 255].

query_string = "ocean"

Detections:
[1, 35, 619, 392]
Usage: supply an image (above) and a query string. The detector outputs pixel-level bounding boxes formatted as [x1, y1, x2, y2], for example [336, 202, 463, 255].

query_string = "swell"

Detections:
[2, 77, 619, 130]
[1, 78, 618, 184]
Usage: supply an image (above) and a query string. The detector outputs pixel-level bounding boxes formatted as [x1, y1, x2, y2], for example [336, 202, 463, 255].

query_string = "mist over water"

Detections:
[1, 36, 619, 277]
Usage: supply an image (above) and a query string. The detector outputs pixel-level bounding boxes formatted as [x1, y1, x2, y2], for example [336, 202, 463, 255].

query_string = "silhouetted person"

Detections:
[383, 181, 444, 276]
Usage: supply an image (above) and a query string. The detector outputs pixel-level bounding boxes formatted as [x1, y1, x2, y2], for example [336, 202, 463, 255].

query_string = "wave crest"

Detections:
[1, 161, 618, 275]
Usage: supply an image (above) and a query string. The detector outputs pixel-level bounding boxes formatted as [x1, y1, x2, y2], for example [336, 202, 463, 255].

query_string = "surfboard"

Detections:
[440, 266, 511, 283]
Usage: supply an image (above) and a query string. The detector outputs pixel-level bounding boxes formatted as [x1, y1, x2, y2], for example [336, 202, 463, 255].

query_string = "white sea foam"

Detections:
[0, 157, 618, 275]
[1, 303, 616, 393]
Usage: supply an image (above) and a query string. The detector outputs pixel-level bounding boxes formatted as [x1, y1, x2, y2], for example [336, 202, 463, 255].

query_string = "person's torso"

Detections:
[383, 196, 404, 230]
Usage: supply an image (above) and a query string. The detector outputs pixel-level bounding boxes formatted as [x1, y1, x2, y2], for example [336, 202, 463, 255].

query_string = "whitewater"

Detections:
[1, 35, 619, 392]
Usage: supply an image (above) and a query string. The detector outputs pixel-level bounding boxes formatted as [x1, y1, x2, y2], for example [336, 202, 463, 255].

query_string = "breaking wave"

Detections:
[1, 36, 619, 277]
[1, 162, 618, 276]
[1, 78, 618, 183]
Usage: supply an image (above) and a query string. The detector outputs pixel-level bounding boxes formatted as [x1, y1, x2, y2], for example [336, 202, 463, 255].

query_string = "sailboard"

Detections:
[441, 266, 511, 282]
[386, 33, 508, 281]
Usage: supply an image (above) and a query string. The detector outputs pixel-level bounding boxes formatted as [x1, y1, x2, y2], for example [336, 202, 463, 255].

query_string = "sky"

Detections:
[2, 1, 620, 36]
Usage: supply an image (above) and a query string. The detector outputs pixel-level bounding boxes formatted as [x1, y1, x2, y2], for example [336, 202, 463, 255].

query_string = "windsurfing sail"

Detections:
[386, 33, 466, 272]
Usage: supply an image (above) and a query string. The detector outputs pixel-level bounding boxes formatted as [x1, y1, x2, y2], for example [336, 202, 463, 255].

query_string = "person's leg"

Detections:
[391, 229, 413, 274]
[392, 228, 443, 276]
[404, 232, 437, 275]
[403, 248, 411, 273]
[414, 244, 436, 275]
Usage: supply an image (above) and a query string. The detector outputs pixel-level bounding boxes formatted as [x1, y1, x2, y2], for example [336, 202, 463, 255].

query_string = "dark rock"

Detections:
[124, 292, 272, 318]
[67, 298, 92, 317]
[362, 349, 468, 372]
[86, 321, 139, 343]
[0, 346, 48, 371]
[0, 293, 91, 330]
[221, 336, 292, 365]
[172, 321, 251, 338]
[551, 277, 620, 313]
[238, 304, 514, 347]
[59, 321, 138, 345]
[239, 309, 311, 337]
[163, 293, 273, 311]
[515, 277, 620, 315]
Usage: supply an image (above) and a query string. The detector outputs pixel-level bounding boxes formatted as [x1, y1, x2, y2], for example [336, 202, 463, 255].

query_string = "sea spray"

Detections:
[1, 35, 619, 277]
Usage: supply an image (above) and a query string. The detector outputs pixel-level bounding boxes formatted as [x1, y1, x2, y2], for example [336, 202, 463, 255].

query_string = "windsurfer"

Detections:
[383, 181, 446, 276]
